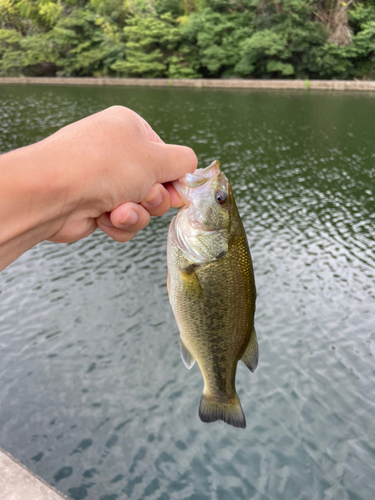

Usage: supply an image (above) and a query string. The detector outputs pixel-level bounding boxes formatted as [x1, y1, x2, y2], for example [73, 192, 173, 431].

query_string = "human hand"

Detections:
[0, 106, 197, 270]
[44, 106, 197, 243]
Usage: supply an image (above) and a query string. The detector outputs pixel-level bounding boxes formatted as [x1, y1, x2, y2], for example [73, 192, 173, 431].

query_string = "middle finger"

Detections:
[140, 183, 172, 217]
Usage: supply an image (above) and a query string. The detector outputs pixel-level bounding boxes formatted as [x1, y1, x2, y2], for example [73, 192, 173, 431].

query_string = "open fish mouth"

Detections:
[173, 160, 221, 204]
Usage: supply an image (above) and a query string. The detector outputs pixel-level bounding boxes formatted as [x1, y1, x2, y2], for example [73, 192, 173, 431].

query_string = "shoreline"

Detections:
[1, 77, 375, 91]
[0, 447, 68, 500]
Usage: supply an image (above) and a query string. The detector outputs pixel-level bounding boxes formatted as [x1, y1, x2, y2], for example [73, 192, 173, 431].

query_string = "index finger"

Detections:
[164, 182, 184, 208]
[149, 142, 198, 185]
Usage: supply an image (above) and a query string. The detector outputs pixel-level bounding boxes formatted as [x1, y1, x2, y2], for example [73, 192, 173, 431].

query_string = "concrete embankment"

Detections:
[0, 448, 68, 500]
[0, 77, 375, 91]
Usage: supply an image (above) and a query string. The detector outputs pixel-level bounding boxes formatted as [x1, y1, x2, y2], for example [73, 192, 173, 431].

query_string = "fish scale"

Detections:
[167, 160, 258, 429]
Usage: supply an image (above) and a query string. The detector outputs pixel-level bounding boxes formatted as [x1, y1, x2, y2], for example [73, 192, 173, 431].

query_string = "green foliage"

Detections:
[112, 13, 179, 77]
[236, 30, 292, 76]
[353, 20, 375, 78]
[0, 29, 23, 74]
[305, 42, 357, 79]
[349, 3, 375, 33]
[0, 0, 20, 29]
[51, 9, 126, 76]
[21, 33, 57, 75]
[179, 8, 253, 77]
[155, 0, 184, 17]
[0, 0, 375, 79]
[168, 53, 200, 78]
[235, 0, 331, 78]
[17, 0, 63, 29]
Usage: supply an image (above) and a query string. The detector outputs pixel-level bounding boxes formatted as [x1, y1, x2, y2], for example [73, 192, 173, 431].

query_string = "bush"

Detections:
[0, 0, 375, 79]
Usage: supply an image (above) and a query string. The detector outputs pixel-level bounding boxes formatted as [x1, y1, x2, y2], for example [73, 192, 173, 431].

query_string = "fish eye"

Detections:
[215, 190, 227, 205]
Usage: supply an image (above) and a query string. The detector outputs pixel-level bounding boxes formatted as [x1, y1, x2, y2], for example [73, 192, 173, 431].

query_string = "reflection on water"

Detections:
[0, 86, 375, 500]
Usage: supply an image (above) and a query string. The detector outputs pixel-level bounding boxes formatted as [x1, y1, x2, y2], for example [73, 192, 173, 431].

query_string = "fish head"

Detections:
[173, 160, 233, 232]
[171, 160, 235, 263]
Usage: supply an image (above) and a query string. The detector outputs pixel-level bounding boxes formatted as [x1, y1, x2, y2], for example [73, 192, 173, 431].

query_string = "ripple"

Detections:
[1, 86, 375, 500]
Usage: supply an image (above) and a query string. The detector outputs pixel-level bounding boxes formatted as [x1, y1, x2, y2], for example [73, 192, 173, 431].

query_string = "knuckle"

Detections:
[103, 106, 134, 131]
[106, 105, 126, 117]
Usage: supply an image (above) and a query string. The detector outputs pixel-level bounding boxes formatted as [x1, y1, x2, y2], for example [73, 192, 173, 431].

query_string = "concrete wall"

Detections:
[0, 448, 68, 500]
[1, 77, 375, 91]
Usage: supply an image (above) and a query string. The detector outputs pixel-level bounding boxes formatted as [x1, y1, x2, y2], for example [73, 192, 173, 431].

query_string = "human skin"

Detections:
[0, 106, 197, 271]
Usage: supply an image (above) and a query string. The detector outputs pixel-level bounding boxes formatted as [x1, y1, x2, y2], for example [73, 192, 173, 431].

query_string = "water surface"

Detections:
[0, 85, 375, 500]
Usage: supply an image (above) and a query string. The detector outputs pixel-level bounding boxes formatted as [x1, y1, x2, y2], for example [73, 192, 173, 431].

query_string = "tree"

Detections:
[112, 13, 179, 77]
[0, 0, 375, 79]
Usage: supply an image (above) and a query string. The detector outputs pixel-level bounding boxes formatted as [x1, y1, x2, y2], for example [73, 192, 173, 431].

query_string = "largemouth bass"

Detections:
[167, 160, 258, 429]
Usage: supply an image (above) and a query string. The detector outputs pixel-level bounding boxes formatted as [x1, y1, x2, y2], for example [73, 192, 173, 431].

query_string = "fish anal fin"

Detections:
[199, 393, 246, 429]
[180, 338, 196, 369]
[241, 328, 259, 373]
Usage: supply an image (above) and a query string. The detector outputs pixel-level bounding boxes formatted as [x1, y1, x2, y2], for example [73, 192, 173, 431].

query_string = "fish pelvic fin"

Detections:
[241, 328, 259, 373]
[199, 393, 246, 429]
[180, 338, 196, 369]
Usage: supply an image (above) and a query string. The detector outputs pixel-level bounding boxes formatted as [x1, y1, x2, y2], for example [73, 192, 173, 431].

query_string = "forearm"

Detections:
[0, 142, 72, 271]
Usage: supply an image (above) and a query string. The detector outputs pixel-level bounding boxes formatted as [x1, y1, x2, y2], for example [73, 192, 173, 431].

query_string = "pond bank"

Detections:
[1, 77, 375, 91]
[0, 447, 68, 500]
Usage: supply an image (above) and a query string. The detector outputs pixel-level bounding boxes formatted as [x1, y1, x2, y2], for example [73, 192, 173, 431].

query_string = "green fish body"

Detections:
[167, 160, 258, 429]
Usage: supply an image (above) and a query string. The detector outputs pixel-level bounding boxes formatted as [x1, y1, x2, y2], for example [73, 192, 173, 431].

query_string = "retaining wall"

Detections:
[1, 77, 375, 91]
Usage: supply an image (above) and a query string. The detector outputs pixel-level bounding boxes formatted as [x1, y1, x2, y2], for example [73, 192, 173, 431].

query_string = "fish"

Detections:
[167, 160, 258, 429]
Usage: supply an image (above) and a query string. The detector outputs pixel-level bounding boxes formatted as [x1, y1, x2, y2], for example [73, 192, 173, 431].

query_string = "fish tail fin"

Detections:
[199, 392, 246, 429]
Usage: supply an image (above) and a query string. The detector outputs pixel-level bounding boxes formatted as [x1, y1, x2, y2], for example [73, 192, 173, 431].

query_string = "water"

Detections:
[0, 85, 375, 500]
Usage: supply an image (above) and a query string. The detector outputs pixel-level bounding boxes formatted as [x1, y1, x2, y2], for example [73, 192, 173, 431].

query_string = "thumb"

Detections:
[149, 142, 198, 184]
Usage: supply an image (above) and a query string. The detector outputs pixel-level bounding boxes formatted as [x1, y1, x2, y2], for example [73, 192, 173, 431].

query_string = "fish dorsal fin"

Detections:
[241, 328, 259, 373]
[180, 338, 196, 369]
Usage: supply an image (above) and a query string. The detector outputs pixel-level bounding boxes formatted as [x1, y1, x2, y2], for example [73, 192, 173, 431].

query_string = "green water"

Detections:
[0, 85, 374, 500]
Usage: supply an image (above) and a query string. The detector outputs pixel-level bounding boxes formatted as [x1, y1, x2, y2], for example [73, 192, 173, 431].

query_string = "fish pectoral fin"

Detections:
[241, 328, 259, 373]
[199, 393, 246, 429]
[179, 264, 203, 299]
[180, 338, 196, 369]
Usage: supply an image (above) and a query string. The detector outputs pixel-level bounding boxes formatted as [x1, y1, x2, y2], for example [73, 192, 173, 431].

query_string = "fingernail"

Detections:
[143, 189, 163, 207]
[119, 209, 138, 227]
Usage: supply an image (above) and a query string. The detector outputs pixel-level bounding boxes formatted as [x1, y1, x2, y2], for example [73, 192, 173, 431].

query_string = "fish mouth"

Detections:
[173, 160, 221, 205]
